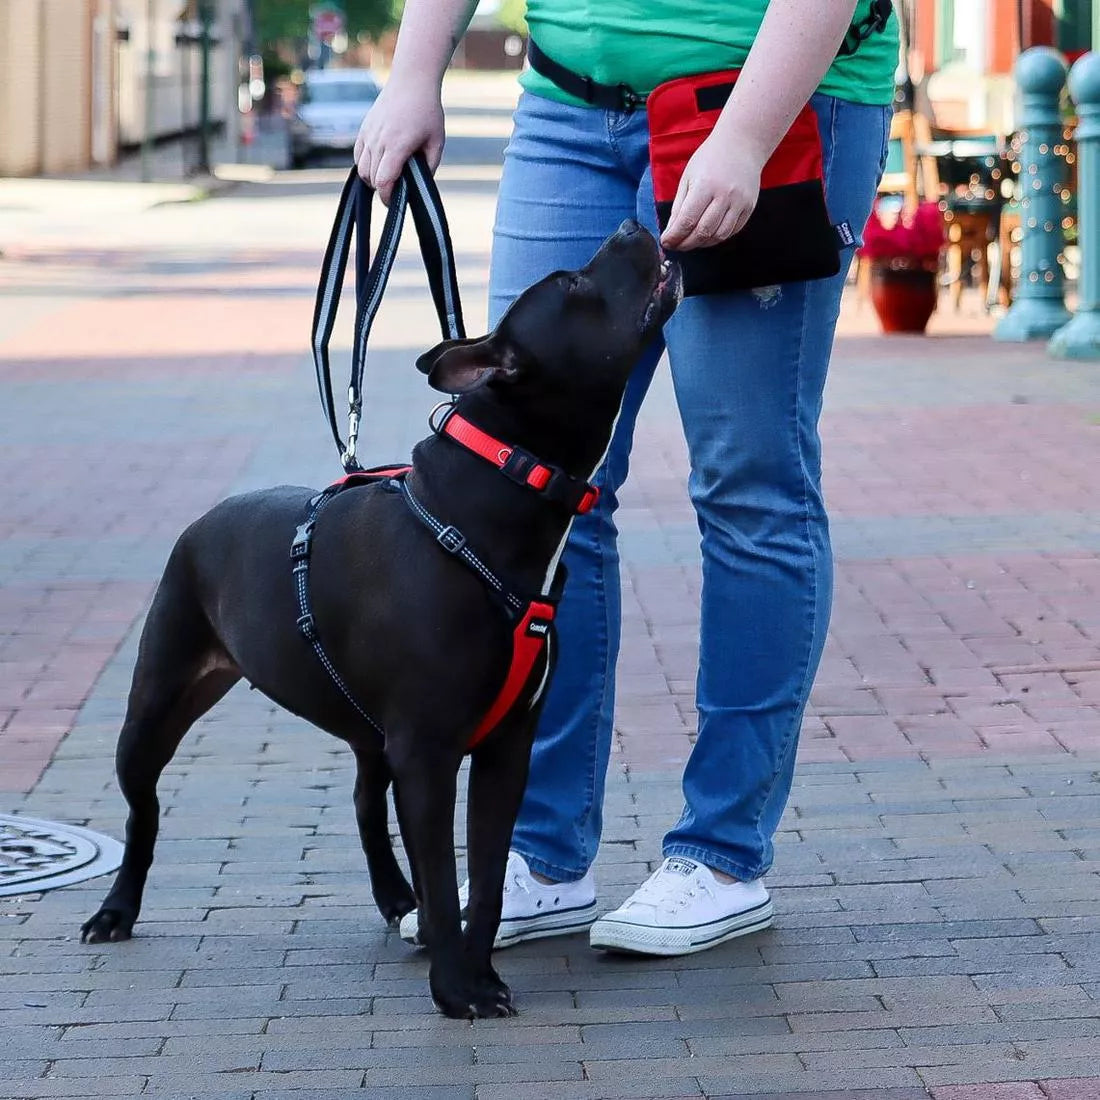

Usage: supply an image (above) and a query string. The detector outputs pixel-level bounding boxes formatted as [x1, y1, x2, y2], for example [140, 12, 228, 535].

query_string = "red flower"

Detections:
[858, 201, 944, 266]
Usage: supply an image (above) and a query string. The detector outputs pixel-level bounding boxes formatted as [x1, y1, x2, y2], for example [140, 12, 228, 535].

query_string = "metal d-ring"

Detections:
[428, 400, 457, 435]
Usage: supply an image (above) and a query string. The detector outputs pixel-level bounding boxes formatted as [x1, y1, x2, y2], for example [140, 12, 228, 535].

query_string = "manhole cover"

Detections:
[0, 814, 123, 897]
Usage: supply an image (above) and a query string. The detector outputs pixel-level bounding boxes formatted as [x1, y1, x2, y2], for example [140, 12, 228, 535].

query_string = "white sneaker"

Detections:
[589, 856, 773, 956]
[398, 851, 597, 949]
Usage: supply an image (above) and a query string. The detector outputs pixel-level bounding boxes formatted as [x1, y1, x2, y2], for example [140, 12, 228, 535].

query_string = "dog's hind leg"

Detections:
[350, 743, 415, 926]
[81, 552, 240, 944]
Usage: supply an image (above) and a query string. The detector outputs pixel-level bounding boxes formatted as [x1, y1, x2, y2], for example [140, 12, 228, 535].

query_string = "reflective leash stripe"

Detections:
[310, 154, 467, 473]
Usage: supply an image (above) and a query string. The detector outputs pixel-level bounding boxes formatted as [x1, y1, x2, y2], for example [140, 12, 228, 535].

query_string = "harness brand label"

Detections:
[526, 620, 550, 637]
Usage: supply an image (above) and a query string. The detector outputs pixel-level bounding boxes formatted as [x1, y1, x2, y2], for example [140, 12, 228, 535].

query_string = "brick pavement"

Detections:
[2, 96, 1100, 1098]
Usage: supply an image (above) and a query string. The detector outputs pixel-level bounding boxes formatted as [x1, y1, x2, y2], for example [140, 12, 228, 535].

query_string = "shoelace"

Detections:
[628, 861, 716, 914]
[503, 854, 533, 899]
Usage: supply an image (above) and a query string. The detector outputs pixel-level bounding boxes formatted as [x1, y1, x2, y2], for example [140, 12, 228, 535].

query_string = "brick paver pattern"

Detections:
[2, 98, 1100, 1099]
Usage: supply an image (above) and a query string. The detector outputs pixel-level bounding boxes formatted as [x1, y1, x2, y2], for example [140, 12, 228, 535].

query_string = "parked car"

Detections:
[288, 69, 381, 168]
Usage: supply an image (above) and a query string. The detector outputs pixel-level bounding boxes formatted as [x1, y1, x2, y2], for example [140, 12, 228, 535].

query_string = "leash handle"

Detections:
[311, 153, 466, 472]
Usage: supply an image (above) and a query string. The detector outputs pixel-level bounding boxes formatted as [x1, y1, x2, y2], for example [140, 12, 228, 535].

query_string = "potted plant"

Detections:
[859, 200, 945, 333]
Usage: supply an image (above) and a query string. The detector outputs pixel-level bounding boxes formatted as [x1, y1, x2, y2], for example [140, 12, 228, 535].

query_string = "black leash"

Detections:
[526, 0, 894, 111]
[311, 154, 466, 472]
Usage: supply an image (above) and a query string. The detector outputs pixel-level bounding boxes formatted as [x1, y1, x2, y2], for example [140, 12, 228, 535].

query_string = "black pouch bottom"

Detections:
[656, 179, 842, 296]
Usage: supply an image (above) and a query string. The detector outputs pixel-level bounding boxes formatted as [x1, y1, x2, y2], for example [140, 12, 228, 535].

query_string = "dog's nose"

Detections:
[617, 219, 643, 236]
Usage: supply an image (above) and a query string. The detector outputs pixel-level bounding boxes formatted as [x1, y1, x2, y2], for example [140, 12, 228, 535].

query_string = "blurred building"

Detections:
[906, 0, 1094, 130]
[0, 0, 248, 177]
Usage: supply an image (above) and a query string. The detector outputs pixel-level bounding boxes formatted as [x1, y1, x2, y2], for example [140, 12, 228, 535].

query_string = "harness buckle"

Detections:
[296, 612, 318, 641]
[291, 520, 315, 561]
[436, 525, 467, 554]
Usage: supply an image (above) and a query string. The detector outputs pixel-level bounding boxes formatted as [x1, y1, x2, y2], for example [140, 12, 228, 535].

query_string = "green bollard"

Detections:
[995, 47, 1072, 341]
[1050, 52, 1100, 358]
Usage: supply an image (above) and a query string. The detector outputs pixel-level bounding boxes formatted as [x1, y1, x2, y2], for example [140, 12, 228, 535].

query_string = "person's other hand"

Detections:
[660, 131, 764, 252]
[354, 77, 445, 204]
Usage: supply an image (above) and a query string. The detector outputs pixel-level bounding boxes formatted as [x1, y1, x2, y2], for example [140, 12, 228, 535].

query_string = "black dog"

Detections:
[80, 221, 681, 1018]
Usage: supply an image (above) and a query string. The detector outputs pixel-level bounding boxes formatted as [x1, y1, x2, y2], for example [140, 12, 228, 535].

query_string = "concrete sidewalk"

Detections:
[3, 104, 1100, 1097]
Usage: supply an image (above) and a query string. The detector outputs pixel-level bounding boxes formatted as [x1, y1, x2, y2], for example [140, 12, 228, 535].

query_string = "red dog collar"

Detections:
[434, 407, 600, 516]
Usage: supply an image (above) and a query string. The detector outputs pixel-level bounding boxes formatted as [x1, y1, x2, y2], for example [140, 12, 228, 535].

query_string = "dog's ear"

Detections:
[415, 335, 520, 394]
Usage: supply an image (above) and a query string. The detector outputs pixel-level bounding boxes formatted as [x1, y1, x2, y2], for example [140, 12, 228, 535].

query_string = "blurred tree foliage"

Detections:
[252, 0, 402, 46]
[496, 0, 527, 33]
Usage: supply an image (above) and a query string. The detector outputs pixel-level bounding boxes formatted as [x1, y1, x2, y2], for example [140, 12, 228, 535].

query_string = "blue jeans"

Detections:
[489, 91, 890, 883]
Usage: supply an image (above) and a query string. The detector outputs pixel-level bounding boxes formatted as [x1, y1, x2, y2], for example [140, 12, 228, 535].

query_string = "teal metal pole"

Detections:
[995, 47, 1072, 341]
[1050, 52, 1100, 358]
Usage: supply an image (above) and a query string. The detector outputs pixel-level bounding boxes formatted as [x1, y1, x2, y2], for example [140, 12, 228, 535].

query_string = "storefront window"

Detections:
[936, 0, 989, 69]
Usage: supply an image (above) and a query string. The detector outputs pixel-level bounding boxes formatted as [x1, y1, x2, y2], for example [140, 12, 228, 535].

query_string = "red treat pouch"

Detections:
[648, 70, 852, 296]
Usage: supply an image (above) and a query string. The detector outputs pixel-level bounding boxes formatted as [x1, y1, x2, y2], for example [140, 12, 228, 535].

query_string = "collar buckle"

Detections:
[500, 445, 539, 486]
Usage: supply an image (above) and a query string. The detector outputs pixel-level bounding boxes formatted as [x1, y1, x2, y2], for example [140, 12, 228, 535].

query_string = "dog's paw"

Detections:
[472, 975, 516, 1018]
[378, 890, 416, 929]
[432, 973, 516, 1019]
[434, 987, 517, 1019]
[80, 908, 135, 944]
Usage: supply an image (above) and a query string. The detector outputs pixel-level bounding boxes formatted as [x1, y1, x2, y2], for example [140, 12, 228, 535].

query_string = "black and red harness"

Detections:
[296, 161, 598, 749]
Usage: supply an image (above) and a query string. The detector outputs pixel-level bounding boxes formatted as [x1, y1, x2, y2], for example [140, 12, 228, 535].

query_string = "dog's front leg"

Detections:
[463, 713, 539, 1015]
[388, 742, 491, 1019]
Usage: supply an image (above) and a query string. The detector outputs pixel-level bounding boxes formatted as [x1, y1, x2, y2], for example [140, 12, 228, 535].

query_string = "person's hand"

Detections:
[354, 76, 445, 204]
[660, 130, 764, 252]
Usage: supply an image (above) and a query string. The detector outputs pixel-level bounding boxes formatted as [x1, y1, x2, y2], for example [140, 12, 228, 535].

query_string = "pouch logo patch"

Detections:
[834, 221, 856, 248]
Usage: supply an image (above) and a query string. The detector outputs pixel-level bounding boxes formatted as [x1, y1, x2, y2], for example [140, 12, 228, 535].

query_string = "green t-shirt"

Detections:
[520, 0, 899, 107]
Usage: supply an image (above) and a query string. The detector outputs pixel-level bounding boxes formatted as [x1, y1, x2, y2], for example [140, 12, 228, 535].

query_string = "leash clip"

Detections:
[343, 387, 363, 469]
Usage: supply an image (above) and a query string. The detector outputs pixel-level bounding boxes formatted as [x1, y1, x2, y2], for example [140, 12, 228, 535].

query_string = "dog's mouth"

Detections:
[642, 257, 683, 329]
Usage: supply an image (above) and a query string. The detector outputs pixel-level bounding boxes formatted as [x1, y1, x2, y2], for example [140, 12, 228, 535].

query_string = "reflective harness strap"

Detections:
[291, 470, 557, 749]
[291, 483, 387, 738]
[396, 477, 524, 617]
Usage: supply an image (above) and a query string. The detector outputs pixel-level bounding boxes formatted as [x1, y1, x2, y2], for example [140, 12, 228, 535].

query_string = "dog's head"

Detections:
[415, 221, 681, 468]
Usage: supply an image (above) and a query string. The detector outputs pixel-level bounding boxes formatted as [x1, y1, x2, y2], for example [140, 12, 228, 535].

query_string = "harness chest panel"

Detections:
[291, 467, 561, 750]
